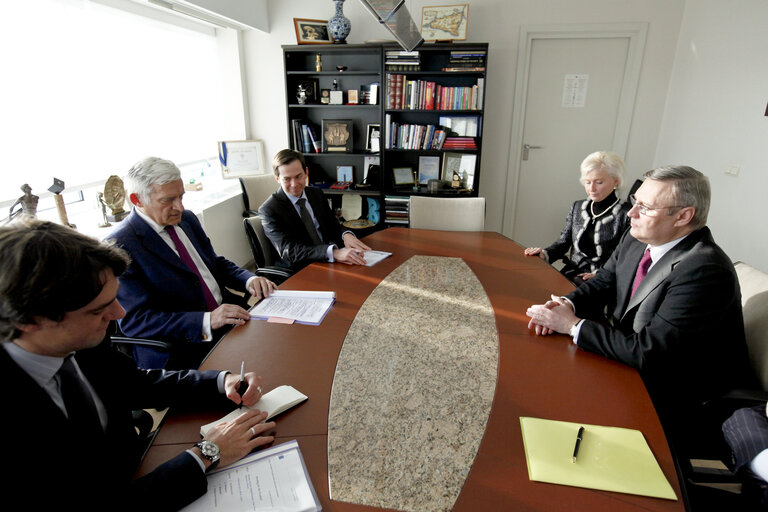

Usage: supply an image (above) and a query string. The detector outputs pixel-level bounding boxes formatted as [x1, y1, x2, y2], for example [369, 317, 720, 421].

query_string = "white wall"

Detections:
[242, 0, 684, 234]
[654, 0, 768, 271]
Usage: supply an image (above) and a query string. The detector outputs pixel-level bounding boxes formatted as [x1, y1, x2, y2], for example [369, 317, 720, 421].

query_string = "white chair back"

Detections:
[409, 196, 485, 231]
[735, 261, 768, 391]
[239, 175, 278, 213]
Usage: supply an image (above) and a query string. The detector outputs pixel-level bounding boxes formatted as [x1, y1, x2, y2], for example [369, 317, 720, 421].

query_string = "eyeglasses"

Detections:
[629, 194, 685, 217]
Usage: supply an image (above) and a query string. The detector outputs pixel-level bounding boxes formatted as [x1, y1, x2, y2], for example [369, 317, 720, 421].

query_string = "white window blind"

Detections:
[0, 0, 228, 202]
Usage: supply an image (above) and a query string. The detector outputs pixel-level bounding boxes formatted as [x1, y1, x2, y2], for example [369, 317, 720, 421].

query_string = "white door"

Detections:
[503, 24, 647, 247]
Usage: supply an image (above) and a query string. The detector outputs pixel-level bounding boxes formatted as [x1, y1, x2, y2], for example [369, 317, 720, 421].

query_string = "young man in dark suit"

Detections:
[0, 219, 275, 511]
[109, 157, 277, 369]
[526, 165, 753, 451]
[259, 149, 370, 272]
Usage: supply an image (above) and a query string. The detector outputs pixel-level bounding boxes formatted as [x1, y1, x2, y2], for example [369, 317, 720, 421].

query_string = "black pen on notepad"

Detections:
[572, 426, 584, 463]
[238, 361, 248, 408]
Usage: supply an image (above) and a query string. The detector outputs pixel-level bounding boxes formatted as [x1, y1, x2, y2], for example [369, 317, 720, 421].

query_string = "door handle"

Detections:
[522, 143, 542, 161]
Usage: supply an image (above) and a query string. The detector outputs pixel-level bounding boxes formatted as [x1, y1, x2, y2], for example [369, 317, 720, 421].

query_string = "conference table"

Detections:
[136, 228, 685, 511]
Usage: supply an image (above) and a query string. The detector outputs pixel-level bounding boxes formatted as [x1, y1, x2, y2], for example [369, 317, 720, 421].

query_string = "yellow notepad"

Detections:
[520, 417, 677, 500]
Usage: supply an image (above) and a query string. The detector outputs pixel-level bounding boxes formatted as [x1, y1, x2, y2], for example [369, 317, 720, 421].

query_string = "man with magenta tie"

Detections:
[525, 165, 753, 457]
[109, 157, 276, 369]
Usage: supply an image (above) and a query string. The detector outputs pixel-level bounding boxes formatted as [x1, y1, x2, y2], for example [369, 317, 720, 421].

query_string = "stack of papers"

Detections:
[181, 440, 321, 512]
[363, 250, 392, 266]
[250, 290, 335, 325]
[519, 417, 677, 500]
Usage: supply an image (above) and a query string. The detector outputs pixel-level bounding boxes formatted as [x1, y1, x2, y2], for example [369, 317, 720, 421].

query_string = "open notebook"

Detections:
[200, 385, 308, 437]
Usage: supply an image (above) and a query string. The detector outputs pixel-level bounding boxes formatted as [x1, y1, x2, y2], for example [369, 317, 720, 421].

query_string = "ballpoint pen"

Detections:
[238, 361, 247, 408]
[572, 426, 584, 463]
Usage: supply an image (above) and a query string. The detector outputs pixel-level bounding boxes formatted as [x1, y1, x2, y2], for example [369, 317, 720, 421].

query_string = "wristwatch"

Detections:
[194, 440, 221, 471]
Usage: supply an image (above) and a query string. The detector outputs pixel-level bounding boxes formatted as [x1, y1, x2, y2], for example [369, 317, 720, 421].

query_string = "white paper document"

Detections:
[363, 250, 392, 267]
[250, 290, 335, 325]
[200, 385, 309, 437]
[181, 440, 321, 512]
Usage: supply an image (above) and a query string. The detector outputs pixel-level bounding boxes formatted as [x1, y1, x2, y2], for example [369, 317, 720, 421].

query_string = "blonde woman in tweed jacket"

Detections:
[525, 151, 631, 284]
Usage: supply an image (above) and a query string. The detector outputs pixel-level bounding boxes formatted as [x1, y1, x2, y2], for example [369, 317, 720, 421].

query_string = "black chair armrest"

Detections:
[111, 336, 172, 351]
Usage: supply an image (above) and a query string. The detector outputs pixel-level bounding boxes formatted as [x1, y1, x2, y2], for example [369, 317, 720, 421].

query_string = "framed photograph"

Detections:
[296, 78, 319, 104]
[459, 153, 477, 189]
[329, 90, 344, 105]
[441, 151, 464, 181]
[322, 119, 353, 152]
[393, 167, 415, 186]
[347, 89, 359, 104]
[366, 124, 381, 152]
[336, 165, 353, 182]
[293, 19, 334, 44]
[421, 4, 469, 42]
[320, 89, 331, 104]
[418, 155, 441, 184]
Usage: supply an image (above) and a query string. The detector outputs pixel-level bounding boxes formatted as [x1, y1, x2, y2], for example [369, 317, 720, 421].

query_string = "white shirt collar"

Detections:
[4, 341, 66, 387]
[286, 190, 308, 207]
[647, 233, 690, 269]
[134, 207, 167, 235]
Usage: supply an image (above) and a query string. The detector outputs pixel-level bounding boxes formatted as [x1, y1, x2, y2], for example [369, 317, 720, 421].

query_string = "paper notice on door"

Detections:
[562, 74, 588, 108]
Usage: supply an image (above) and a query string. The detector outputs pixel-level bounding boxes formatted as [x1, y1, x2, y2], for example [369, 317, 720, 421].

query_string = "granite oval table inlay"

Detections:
[328, 255, 499, 511]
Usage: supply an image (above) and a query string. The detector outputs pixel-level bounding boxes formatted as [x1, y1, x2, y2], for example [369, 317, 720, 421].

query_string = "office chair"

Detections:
[409, 196, 485, 231]
[627, 178, 643, 200]
[243, 215, 293, 285]
[684, 261, 768, 509]
[239, 175, 278, 218]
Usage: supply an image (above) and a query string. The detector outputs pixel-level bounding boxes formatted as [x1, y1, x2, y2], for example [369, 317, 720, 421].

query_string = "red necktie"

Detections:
[631, 249, 652, 297]
[165, 225, 219, 311]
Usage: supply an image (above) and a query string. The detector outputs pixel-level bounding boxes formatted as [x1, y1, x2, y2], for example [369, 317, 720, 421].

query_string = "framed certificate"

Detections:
[218, 140, 267, 178]
[393, 167, 415, 186]
[418, 156, 440, 184]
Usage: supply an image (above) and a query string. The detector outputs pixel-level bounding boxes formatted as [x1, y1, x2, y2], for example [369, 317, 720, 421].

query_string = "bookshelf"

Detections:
[282, 42, 488, 228]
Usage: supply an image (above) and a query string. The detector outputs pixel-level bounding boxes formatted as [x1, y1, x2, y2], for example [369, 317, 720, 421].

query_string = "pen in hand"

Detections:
[238, 360, 248, 408]
[572, 426, 584, 463]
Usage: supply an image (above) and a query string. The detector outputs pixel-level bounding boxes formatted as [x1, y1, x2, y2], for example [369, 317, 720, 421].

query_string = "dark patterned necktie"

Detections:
[297, 198, 323, 245]
[58, 355, 102, 434]
[166, 225, 218, 311]
[631, 249, 652, 297]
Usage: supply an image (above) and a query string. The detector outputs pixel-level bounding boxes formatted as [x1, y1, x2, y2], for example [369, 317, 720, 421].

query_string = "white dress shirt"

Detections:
[569, 233, 690, 343]
[135, 209, 256, 341]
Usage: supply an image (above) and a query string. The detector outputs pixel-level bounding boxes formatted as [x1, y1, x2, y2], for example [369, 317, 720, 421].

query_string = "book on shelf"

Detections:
[386, 74, 483, 111]
[386, 120, 449, 150]
[444, 50, 487, 71]
[442, 137, 478, 150]
[300, 125, 312, 153]
[385, 50, 420, 71]
[291, 120, 321, 154]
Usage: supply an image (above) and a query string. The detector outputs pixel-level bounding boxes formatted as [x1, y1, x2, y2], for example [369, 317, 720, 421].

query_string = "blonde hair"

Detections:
[579, 151, 625, 189]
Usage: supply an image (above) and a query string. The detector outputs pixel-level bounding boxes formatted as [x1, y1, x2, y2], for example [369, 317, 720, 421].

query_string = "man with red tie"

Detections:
[109, 157, 276, 369]
[525, 166, 753, 454]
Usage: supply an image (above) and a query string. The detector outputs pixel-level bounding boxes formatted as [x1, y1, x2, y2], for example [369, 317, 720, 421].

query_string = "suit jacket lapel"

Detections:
[276, 188, 320, 243]
[177, 214, 216, 275]
[0, 348, 70, 425]
[129, 211, 195, 275]
[621, 229, 705, 318]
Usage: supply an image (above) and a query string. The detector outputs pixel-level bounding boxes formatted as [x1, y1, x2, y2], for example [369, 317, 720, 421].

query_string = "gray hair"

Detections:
[124, 157, 182, 203]
[643, 165, 710, 229]
[579, 151, 626, 189]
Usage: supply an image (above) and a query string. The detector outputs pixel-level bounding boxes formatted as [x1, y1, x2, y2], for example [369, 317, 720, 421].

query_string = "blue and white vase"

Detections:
[328, 0, 350, 44]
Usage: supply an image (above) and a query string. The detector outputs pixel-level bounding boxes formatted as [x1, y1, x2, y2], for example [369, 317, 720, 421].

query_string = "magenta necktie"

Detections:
[165, 225, 218, 311]
[631, 249, 652, 297]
